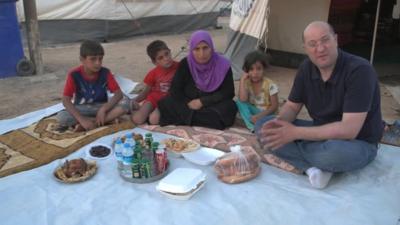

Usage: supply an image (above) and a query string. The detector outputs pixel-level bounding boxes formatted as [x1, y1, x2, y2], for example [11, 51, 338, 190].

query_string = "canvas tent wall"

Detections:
[267, 0, 331, 68]
[224, 0, 270, 80]
[16, 0, 228, 44]
[224, 0, 333, 79]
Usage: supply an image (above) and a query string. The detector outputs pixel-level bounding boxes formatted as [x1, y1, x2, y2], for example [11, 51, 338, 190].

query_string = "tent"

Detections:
[224, 0, 335, 79]
[16, 0, 229, 44]
[224, 0, 269, 80]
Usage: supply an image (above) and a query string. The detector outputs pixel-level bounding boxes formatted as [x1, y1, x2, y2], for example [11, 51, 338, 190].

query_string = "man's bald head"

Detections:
[302, 21, 338, 73]
[302, 21, 335, 43]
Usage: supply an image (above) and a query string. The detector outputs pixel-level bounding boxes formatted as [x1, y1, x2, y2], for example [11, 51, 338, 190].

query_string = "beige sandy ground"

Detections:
[0, 20, 399, 123]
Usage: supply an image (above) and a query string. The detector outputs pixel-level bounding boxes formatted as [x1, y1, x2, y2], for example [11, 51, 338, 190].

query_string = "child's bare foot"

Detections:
[73, 124, 86, 132]
[130, 99, 140, 112]
[149, 109, 160, 125]
[54, 124, 69, 133]
[384, 124, 390, 132]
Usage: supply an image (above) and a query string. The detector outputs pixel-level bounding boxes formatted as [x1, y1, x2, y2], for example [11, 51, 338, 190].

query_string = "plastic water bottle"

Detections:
[125, 133, 135, 146]
[122, 142, 134, 177]
[114, 138, 124, 170]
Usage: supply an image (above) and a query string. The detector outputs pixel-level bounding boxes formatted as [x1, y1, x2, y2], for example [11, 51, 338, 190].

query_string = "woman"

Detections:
[157, 30, 237, 130]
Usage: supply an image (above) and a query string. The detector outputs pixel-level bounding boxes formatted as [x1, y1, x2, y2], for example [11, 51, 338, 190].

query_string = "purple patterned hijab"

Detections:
[187, 30, 231, 92]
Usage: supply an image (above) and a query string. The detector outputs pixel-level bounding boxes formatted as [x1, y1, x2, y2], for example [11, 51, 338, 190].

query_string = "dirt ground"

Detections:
[1, 21, 399, 123]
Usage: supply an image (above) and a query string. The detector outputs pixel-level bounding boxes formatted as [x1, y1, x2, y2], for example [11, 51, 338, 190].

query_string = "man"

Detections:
[255, 21, 384, 189]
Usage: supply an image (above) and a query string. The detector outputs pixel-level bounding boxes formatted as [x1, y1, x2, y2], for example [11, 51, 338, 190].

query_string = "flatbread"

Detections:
[162, 138, 200, 153]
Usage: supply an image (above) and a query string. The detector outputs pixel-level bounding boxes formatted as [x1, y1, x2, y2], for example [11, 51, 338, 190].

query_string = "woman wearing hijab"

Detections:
[157, 30, 237, 130]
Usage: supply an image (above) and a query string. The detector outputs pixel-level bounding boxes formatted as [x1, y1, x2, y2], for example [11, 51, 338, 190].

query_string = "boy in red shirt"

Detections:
[130, 40, 179, 125]
[56, 40, 126, 131]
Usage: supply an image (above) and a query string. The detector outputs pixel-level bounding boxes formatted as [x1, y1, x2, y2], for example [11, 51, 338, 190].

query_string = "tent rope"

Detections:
[257, 0, 270, 52]
[120, 0, 224, 61]
[120, 0, 148, 37]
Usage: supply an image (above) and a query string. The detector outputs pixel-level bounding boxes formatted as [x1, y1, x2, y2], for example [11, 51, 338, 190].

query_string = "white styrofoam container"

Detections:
[156, 168, 206, 194]
[157, 181, 205, 200]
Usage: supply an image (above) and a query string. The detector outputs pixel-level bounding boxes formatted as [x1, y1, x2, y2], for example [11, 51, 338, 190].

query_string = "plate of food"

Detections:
[162, 138, 200, 156]
[85, 143, 113, 160]
[54, 158, 97, 183]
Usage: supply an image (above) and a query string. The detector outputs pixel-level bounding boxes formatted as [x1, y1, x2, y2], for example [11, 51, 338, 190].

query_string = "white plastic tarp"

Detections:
[0, 105, 399, 225]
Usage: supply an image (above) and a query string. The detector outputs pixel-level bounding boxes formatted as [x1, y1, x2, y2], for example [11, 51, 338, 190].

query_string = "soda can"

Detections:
[155, 148, 166, 174]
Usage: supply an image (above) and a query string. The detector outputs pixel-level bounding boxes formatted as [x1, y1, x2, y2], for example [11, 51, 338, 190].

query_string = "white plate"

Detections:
[84, 143, 113, 160]
[161, 138, 200, 158]
[182, 147, 225, 166]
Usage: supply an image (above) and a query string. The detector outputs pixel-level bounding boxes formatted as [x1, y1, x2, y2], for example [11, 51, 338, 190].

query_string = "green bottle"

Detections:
[134, 140, 143, 160]
[132, 159, 140, 178]
[144, 133, 153, 149]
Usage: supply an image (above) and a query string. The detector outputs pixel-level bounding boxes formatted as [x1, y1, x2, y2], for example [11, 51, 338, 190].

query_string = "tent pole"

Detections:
[370, 0, 381, 64]
[23, 0, 43, 75]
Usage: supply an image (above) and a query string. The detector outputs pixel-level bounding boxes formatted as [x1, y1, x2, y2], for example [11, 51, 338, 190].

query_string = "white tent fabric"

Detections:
[16, 0, 225, 21]
[16, 0, 229, 44]
[224, 0, 269, 79]
[0, 105, 399, 225]
[229, 0, 268, 40]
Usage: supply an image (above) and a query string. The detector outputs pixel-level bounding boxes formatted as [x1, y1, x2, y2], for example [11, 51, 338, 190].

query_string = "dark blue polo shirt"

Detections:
[289, 50, 384, 143]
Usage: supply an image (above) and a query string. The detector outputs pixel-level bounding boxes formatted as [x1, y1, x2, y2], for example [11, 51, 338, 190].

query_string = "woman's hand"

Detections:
[187, 99, 203, 110]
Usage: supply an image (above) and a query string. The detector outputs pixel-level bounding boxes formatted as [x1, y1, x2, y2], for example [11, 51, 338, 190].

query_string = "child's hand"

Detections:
[251, 115, 260, 124]
[240, 73, 249, 81]
[96, 107, 107, 126]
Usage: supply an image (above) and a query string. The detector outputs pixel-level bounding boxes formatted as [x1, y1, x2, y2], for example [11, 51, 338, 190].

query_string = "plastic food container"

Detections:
[182, 147, 225, 165]
[156, 168, 206, 200]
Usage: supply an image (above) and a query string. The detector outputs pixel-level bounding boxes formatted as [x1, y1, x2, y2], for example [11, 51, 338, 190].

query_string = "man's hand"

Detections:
[259, 119, 297, 150]
[79, 117, 96, 131]
[96, 106, 107, 126]
[187, 99, 203, 110]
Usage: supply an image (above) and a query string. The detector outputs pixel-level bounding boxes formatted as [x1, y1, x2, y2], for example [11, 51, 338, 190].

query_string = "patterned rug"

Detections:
[0, 116, 134, 178]
[139, 124, 302, 174]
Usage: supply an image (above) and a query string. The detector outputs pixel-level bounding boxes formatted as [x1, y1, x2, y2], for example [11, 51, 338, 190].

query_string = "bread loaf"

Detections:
[214, 148, 260, 184]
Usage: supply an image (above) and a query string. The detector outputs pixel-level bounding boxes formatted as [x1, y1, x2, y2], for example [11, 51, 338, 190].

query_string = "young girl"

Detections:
[236, 51, 279, 131]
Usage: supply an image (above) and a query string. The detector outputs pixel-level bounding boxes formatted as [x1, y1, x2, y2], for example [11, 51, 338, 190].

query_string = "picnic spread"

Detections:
[0, 105, 399, 225]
